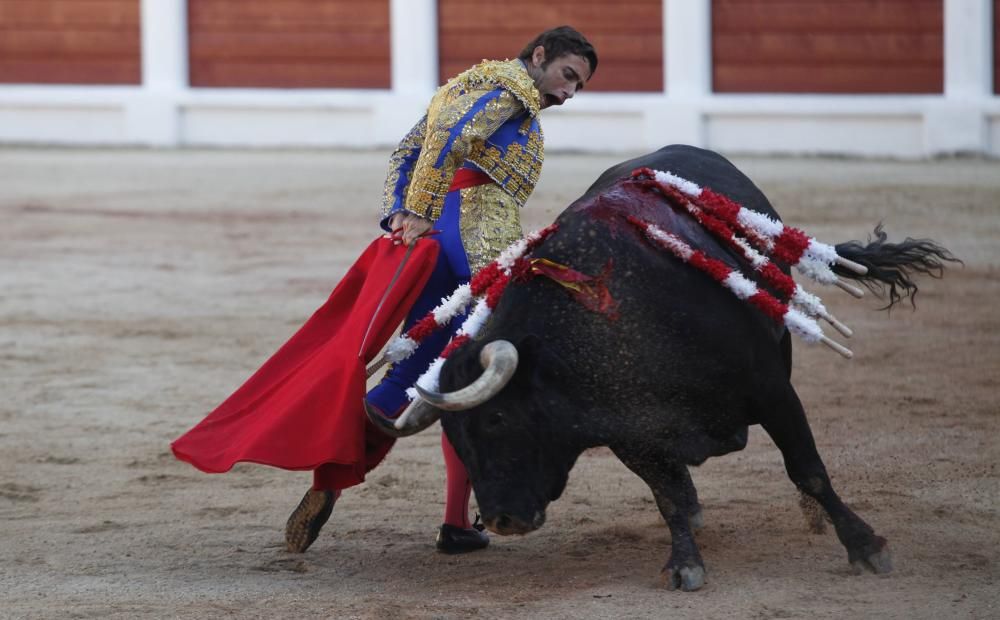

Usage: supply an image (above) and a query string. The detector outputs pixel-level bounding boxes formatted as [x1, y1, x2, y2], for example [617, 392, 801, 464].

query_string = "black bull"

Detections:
[367, 145, 956, 591]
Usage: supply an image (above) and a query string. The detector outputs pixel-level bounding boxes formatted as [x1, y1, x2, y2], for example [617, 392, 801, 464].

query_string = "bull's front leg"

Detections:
[613, 451, 706, 591]
[760, 384, 893, 575]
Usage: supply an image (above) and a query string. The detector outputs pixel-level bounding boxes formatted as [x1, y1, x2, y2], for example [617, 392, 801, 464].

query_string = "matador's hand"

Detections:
[389, 212, 434, 246]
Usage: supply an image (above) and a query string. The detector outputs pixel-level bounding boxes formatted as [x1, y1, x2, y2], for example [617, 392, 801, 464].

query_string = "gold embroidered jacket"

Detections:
[380, 60, 544, 239]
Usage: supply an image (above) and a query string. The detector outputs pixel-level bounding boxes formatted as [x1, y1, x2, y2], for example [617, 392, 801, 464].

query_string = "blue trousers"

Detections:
[366, 189, 471, 415]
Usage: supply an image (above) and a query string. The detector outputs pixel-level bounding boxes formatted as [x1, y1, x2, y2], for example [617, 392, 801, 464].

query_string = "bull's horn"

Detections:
[415, 340, 519, 411]
[364, 398, 441, 438]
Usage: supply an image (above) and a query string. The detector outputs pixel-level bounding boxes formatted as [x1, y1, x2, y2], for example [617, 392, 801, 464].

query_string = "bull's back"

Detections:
[564, 145, 789, 346]
[581, 144, 779, 222]
[525, 145, 790, 409]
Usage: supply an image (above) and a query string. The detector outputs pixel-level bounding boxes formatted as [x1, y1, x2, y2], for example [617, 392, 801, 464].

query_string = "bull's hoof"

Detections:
[661, 564, 706, 591]
[284, 489, 335, 553]
[847, 535, 893, 575]
[850, 547, 893, 575]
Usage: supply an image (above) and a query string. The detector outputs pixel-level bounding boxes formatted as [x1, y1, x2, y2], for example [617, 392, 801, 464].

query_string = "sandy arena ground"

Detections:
[1, 148, 998, 619]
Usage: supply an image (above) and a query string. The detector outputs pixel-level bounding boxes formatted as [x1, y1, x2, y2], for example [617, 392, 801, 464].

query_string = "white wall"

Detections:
[0, 0, 996, 157]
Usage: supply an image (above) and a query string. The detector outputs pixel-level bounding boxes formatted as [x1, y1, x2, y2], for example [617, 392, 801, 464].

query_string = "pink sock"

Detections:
[441, 432, 472, 528]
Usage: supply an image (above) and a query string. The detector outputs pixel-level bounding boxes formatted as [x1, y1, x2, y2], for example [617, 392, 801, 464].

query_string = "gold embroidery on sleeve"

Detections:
[381, 116, 427, 220]
[471, 127, 545, 207]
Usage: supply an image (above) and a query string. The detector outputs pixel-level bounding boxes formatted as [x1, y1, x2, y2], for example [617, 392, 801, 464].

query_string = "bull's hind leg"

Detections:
[613, 451, 706, 591]
[681, 465, 705, 530]
[759, 384, 893, 574]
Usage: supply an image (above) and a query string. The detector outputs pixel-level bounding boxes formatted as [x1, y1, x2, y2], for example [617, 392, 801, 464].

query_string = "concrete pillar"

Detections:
[127, 0, 188, 146]
[665, 0, 711, 99]
[651, 0, 711, 148]
[378, 0, 438, 144]
[390, 0, 438, 95]
[944, 0, 993, 99]
[925, 0, 993, 154]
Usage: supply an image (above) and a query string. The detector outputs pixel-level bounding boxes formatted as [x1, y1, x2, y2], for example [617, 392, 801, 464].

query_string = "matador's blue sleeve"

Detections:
[380, 115, 427, 231]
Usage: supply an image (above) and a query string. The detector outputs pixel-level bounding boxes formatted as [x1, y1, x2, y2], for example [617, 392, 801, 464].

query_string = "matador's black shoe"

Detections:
[285, 489, 336, 553]
[436, 517, 489, 554]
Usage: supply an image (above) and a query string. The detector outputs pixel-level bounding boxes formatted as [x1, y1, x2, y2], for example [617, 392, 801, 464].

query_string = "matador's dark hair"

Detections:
[518, 26, 598, 77]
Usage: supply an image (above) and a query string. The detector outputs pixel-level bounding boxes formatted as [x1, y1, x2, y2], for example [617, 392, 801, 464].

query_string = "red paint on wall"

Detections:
[437, 0, 663, 92]
[0, 0, 140, 85]
[188, 0, 390, 89]
[712, 0, 944, 94]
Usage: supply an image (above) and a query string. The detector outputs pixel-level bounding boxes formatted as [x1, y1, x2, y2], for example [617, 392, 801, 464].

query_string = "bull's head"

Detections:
[365, 336, 593, 536]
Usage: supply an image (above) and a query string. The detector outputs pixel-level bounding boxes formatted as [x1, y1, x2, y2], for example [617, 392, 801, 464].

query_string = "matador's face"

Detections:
[526, 47, 592, 109]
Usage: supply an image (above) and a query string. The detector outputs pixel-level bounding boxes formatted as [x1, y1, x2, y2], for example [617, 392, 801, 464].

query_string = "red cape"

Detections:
[172, 237, 438, 488]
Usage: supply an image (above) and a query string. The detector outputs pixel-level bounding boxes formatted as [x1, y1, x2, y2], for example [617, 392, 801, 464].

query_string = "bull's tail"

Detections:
[833, 224, 960, 310]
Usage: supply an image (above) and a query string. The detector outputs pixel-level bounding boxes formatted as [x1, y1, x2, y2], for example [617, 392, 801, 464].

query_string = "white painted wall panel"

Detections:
[987, 115, 1000, 157]
[706, 115, 925, 159]
[0, 105, 127, 144]
[180, 107, 374, 147]
[542, 111, 647, 154]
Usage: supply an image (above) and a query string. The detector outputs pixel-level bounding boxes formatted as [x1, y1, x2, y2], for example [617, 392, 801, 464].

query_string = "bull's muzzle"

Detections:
[483, 510, 547, 536]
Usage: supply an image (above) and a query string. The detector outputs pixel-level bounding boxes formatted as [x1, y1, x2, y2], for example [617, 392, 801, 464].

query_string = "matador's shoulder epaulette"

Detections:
[450, 59, 540, 118]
